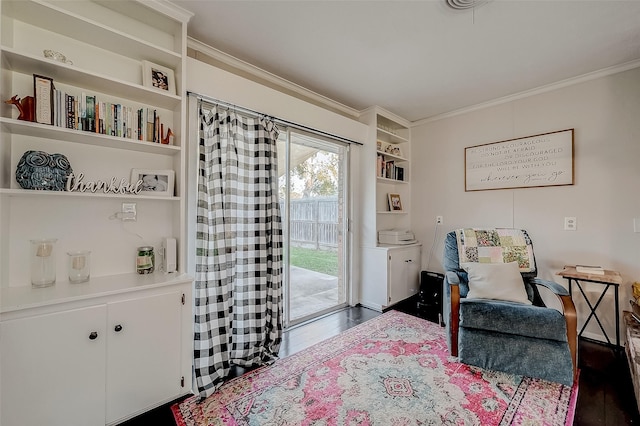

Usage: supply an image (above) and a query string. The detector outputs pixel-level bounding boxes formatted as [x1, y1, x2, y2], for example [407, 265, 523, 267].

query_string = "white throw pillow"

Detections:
[461, 261, 532, 305]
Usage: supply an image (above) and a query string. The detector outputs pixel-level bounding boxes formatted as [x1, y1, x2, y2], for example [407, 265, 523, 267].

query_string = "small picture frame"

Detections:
[142, 61, 176, 95]
[33, 74, 54, 125]
[388, 193, 403, 211]
[131, 168, 175, 197]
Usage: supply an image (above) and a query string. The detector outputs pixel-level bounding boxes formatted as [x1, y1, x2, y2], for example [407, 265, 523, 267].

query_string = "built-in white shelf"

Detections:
[2, 49, 182, 110]
[0, 118, 181, 155]
[377, 176, 408, 184]
[1, 272, 192, 314]
[376, 150, 407, 162]
[2, 1, 182, 68]
[376, 127, 409, 144]
[0, 188, 181, 201]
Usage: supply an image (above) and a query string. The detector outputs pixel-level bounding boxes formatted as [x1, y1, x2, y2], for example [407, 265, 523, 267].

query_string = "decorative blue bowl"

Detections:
[15, 150, 73, 191]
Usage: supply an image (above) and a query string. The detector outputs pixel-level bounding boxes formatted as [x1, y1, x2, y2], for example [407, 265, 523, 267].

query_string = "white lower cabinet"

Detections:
[0, 282, 192, 426]
[388, 246, 421, 305]
[1, 305, 108, 426]
[361, 244, 421, 311]
[106, 291, 183, 424]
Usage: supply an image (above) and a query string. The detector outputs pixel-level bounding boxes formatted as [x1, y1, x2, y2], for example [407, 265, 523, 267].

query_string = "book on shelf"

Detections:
[385, 160, 395, 180]
[65, 94, 75, 129]
[147, 108, 156, 142]
[35, 80, 169, 144]
[85, 95, 95, 132]
[575, 265, 605, 275]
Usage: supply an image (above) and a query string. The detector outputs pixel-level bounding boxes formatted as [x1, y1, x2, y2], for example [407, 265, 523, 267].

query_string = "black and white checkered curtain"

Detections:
[194, 104, 283, 398]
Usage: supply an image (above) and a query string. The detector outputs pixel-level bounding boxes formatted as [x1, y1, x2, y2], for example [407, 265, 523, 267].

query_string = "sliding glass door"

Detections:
[278, 129, 350, 326]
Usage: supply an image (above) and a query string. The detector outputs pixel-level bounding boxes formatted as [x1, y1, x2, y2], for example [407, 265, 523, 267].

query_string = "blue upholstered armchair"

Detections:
[443, 228, 577, 386]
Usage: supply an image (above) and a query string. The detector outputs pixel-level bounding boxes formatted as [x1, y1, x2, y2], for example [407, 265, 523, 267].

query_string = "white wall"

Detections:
[186, 58, 367, 144]
[412, 66, 640, 343]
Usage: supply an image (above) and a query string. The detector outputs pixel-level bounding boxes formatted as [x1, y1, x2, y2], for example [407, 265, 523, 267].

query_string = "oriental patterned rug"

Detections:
[172, 310, 578, 425]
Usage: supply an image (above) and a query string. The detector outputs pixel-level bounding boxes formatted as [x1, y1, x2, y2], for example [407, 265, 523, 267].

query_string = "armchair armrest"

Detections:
[531, 278, 570, 296]
[446, 271, 461, 357]
[446, 271, 460, 286]
[531, 278, 577, 382]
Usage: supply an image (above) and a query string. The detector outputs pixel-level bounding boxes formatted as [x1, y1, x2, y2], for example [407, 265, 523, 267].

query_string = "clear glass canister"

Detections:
[136, 246, 154, 274]
[30, 238, 57, 287]
[67, 250, 91, 283]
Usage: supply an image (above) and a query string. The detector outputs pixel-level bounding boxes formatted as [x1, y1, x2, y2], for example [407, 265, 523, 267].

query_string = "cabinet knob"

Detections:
[89, 331, 98, 340]
[405, 259, 413, 263]
[114, 324, 123, 332]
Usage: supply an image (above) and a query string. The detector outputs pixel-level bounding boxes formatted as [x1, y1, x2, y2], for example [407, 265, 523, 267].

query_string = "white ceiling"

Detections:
[173, 0, 640, 122]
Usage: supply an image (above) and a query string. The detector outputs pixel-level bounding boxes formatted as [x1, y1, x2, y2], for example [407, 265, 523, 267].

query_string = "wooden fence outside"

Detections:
[283, 197, 339, 250]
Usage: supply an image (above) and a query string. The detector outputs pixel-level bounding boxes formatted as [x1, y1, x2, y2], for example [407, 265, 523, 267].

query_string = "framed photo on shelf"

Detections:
[388, 193, 403, 211]
[131, 168, 175, 196]
[33, 74, 54, 125]
[142, 60, 176, 95]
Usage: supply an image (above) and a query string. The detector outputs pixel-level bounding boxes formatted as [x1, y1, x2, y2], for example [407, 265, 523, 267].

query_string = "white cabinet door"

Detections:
[388, 246, 421, 305]
[106, 290, 183, 424]
[0, 305, 107, 426]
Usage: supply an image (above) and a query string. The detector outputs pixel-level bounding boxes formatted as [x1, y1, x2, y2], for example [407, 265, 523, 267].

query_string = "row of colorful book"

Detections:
[52, 89, 168, 144]
[376, 155, 404, 181]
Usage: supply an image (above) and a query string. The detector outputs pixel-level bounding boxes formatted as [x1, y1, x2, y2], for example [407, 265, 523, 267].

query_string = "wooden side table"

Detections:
[557, 266, 623, 348]
[624, 311, 640, 412]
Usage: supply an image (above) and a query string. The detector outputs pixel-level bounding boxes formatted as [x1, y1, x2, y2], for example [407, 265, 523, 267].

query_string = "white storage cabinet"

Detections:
[1, 279, 192, 426]
[360, 244, 421, 311]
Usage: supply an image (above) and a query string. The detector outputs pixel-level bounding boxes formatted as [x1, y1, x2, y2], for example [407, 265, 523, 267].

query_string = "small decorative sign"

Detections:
[66, 173, 143, 194]
[465, 129, 574, 191]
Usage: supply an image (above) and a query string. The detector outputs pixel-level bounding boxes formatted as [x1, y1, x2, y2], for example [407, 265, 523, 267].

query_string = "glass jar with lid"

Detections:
[136, 246, 154, 274]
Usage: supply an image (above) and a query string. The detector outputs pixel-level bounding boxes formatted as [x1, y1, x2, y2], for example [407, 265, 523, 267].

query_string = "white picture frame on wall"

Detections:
[142, 60, 176, 95]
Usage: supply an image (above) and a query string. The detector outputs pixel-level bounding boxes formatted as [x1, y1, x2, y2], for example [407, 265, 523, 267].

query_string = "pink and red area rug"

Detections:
[173, 310, 578, 425]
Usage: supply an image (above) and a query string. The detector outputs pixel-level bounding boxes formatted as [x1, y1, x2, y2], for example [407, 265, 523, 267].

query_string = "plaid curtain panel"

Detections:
[194, 104, 283, 398]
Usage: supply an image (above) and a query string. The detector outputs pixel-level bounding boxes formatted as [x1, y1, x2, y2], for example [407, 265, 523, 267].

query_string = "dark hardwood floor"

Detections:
[123, 303, 639, 425]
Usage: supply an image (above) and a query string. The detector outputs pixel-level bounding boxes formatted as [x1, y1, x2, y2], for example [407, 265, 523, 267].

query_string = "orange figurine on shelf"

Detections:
[5, 95, 35, 122]
[161, 124, 174, 145]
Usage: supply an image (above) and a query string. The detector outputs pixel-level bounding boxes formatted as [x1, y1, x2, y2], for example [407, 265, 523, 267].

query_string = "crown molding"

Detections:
[412, 58, 640, 127]
[360, 106, 411, 128]
[138, 0, 194, 22]
[187, 38, 361, 119]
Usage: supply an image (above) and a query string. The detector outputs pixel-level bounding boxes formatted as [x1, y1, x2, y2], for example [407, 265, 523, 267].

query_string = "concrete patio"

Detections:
[289, 266, 341, 321]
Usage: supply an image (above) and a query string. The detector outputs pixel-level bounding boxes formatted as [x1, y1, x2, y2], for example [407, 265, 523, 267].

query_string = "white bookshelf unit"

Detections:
[359, 107, 421, 311]
[0, 1, 193, 424]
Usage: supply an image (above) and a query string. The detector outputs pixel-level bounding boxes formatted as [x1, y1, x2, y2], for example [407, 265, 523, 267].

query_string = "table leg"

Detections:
[615, 284, 620, 348]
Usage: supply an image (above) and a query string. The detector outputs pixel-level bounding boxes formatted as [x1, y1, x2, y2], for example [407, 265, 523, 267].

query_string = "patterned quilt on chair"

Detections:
[455, 228, 535, 273]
